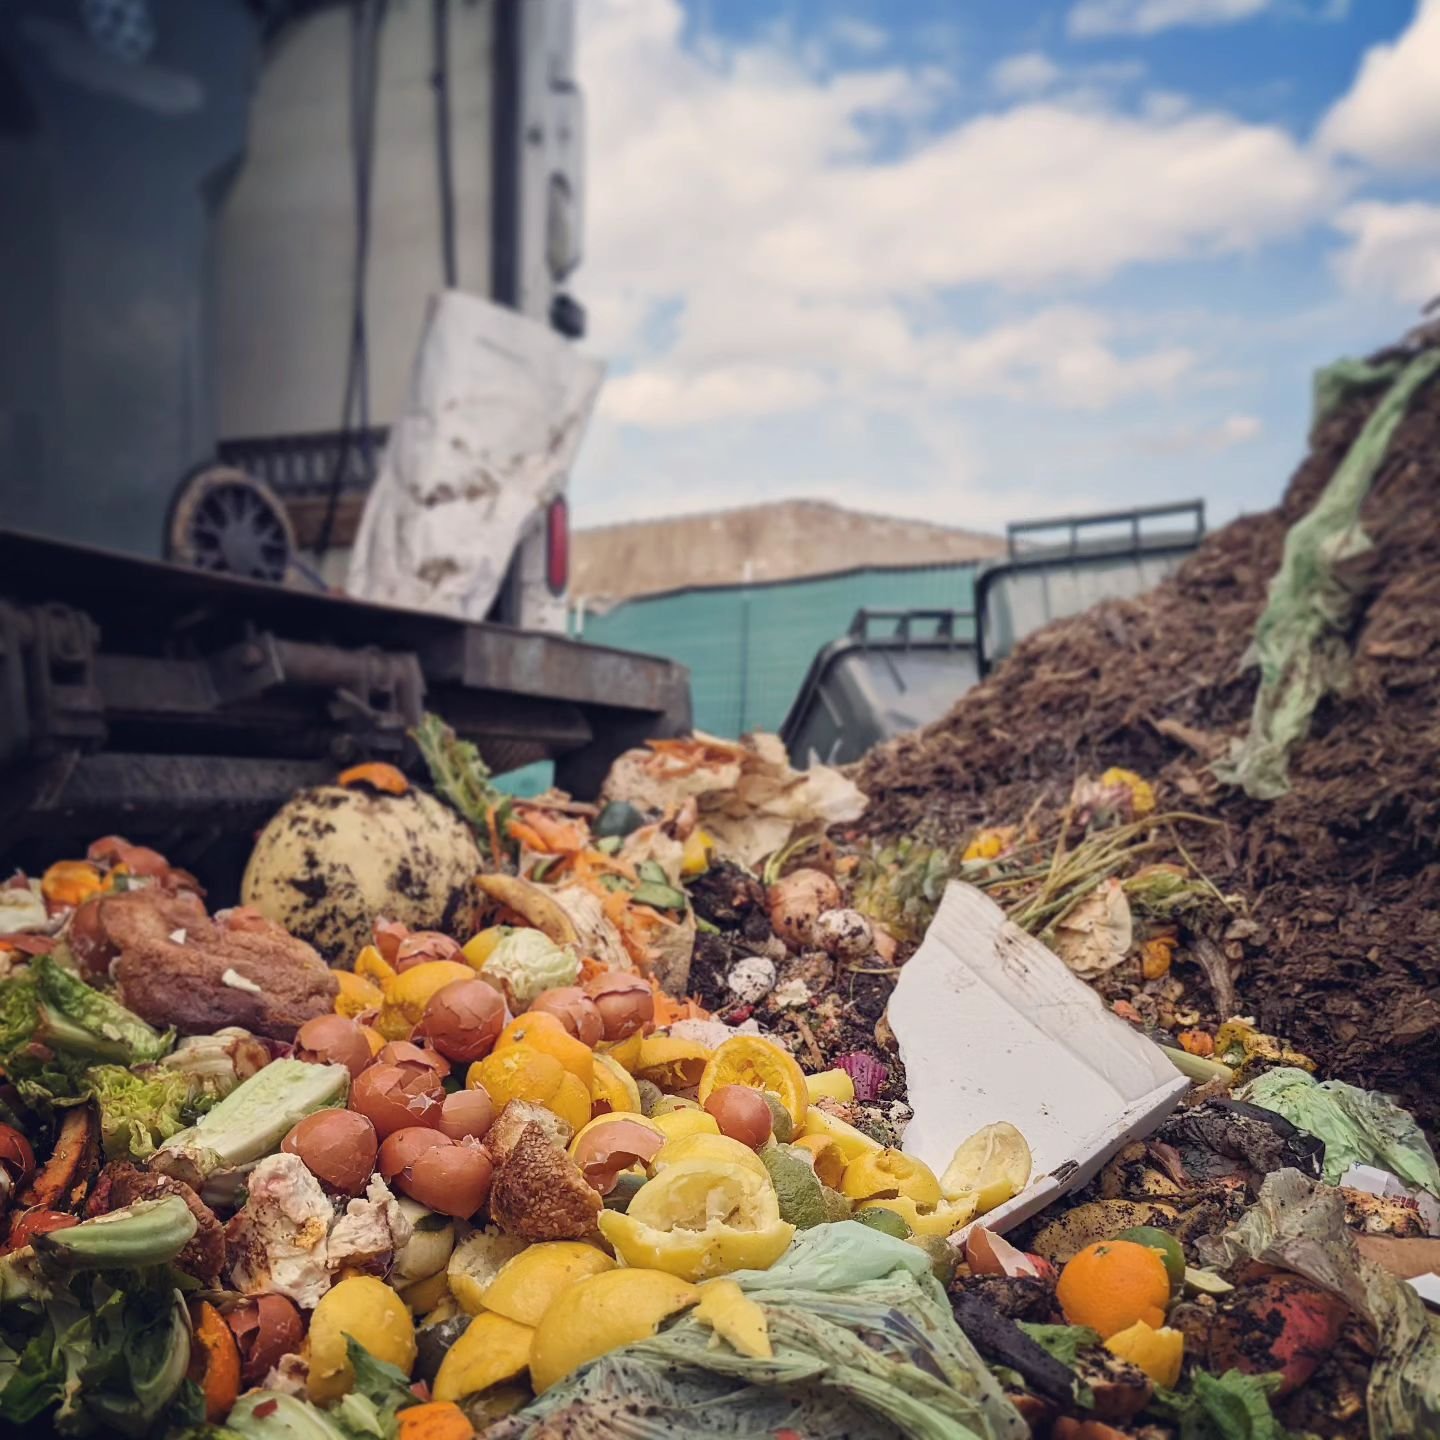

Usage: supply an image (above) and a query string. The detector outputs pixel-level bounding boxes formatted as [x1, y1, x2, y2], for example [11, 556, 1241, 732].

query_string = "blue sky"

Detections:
[570, 0, 1440, 535]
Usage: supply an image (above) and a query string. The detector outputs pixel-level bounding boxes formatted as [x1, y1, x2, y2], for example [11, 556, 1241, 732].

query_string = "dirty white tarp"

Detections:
[891, 882, 1189, 1238]
[347, 291, 604, 621]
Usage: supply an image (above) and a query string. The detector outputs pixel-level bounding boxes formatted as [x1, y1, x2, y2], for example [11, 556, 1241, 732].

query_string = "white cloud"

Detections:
[990, 52, 1062, 97]
[1140, 412, 1264, 453]
[1320, 0, 1440, 173]
[599, 364, 828, 427]
[1068, 0, 1270, 39]
[571, 0, 1348, 530]
[1332, 201, 1440, 307]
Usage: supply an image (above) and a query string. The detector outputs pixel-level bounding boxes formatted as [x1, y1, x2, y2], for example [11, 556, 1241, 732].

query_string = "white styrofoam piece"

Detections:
[891, 881, 1190, 1237]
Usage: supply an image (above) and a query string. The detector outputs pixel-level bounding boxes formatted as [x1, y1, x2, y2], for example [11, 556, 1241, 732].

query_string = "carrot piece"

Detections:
[188, 1301, 241, 1423]
[337, 762, 410, 795]
[396, 1401, 476, 1440]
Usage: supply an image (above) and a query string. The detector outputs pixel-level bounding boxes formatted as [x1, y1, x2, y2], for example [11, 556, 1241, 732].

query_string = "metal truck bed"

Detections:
[0, 531, 689, 877]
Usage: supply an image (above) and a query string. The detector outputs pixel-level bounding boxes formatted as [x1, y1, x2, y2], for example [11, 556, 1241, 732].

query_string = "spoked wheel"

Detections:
[165, 465, 295, 582]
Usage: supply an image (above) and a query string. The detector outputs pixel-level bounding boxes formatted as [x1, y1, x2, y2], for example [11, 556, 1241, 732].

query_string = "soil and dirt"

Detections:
[854, 343, 1440, 1137]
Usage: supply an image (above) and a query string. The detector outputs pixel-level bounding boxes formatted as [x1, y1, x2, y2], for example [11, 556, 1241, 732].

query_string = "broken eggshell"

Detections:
[813, 908, 874, 962]
[527, 986, 604, 1047]
[350, 1063, 444, 1139]
[421, 978, 507, 1064]
[294, 1015, 373, 1080]
[226, 1292, 306, 1387]
[583, 972, 654, 1041]
[571, 1119, 664, 1194]
[395, 931, 464, 973]
[725, 955, 777, 1005]
[282, 1110, 379, 1197]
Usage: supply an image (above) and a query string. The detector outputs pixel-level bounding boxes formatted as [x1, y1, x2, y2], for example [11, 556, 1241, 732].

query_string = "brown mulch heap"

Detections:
[854, 343, 1440, 1136]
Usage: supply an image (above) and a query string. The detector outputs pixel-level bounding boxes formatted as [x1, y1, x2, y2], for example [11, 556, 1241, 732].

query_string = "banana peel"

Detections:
[476, 876, 579, 948]
[1029, 1200, 1181, 1265]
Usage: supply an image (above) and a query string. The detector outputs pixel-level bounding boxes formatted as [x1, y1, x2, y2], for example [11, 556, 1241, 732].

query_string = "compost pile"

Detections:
[858, 332, 1440, 1139]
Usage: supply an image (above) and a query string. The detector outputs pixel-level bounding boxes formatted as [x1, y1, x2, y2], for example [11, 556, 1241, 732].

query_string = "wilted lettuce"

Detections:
[87, 1065, 194, 1160]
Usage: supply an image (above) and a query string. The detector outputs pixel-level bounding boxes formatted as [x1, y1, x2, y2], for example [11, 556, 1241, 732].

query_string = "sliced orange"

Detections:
[496, 1012, 594, 1088]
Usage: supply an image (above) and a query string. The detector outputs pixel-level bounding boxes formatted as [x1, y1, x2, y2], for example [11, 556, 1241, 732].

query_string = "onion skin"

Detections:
[436, 1088, 495, 1142]
[421, 978, 507, 1063]
[703, 1086, 773, 1150]
[227, 1293, 306, 1387]
[583, 972, 654, 1041]
[400, 1141, 494, 1217]
[294, 1016, 373, 1080]
[528, 987, 604, 1047]
[379, 1127, 454, 1181]
[766, 869, 842, 951]
[350, 1063, 444, 1139]
[281, 1110, 378, 1196]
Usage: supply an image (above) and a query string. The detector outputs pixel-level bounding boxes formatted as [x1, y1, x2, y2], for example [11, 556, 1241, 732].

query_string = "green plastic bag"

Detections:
[487, 1224, 1027, 1440]
[1216, 347, 1440, 799]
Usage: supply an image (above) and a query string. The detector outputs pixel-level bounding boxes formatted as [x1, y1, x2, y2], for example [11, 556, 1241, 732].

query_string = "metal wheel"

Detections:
[165, 465, 295, 583]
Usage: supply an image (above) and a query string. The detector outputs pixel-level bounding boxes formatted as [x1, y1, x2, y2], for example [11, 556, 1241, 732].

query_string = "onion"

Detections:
[528, 986, 603, 1047]
[420, 978, 506, 1063]
[67, 898, 118, 982]
[571, 1119, 664, 1194]
[6, 1207, 77, 1248]
[583, 972, 654, 1041]
[436, 1088, 495, 1142]
[396, 931, 464, 973]
[227, 1293, 306, 1386]
[379, 1126, 453, 1181]
[0, 1122, 36, 1189]
[376, 1040, 452, 1082]
[373, 916, 410, 966]
[294, 1015, 373, 1080]
[400, 1140, 493, 1217]
[703, 1086, 773, 1150]
[766, 869, 841, 951]
[350, 1063, 443, 1138]
[282, 1110, 378, 1196]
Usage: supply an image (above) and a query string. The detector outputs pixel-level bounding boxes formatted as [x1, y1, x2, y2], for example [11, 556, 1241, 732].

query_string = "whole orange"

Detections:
[1055, 1239, 1171, 1339]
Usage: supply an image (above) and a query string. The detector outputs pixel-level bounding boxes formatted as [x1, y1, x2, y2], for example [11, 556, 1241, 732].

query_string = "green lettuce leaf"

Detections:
[1017, 1323, 1102, 1367]
[87, 1065, 194, 1160]
[34, 956, 172, 1064]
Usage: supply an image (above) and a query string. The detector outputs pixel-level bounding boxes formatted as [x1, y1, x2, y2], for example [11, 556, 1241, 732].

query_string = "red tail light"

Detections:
[546, 495, 569, 596]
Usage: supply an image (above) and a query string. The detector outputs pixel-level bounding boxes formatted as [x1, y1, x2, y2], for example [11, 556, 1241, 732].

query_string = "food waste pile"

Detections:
[2, 341, 1440, 1439]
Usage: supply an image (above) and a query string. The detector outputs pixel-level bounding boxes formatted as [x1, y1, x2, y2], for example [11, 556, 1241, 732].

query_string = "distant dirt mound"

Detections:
[856, 337, 1440, 1134]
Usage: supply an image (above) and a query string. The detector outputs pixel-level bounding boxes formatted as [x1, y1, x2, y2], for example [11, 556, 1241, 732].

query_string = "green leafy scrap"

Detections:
[412, 713, 513, 860]
[1016, 1323, 1102, 1368]
[1156, 1369, 1287, 1440]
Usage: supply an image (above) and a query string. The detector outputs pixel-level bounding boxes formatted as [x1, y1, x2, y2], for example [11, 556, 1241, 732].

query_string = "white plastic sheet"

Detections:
[891, 881, 1189, 1237]
[347, 291, 604, 621]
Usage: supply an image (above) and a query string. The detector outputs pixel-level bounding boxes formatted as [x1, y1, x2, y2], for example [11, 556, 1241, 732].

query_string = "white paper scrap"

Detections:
[891, 881, 1189, 1237]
